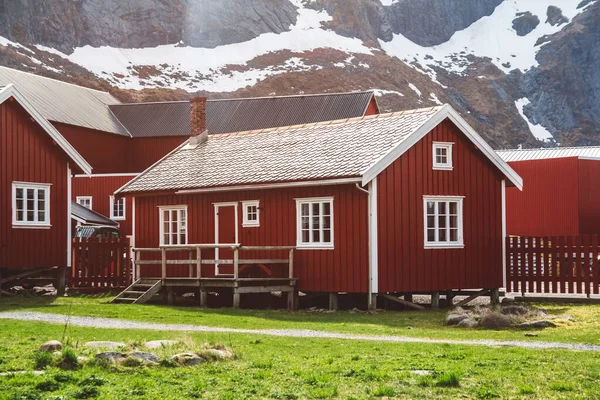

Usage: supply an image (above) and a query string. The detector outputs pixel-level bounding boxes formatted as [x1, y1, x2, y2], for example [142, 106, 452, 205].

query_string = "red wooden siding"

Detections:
[128, 136, 187, 172]
[506, 158, 580, 236]
[578, 159, 600, 235]
[134, 184, 369, 293]
[1, 99, 69, 269]
[72, 176, 135, 236]
[377, 119, 504, 292]
[365, 98, 379, 116]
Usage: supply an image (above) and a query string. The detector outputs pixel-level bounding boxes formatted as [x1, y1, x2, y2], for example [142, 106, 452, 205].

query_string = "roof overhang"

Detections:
[0, 84, 92, 175]
[361, 104, 523, 190]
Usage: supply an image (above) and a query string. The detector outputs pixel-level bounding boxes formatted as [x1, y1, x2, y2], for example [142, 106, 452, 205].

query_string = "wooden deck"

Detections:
[114, 244, 297, 308]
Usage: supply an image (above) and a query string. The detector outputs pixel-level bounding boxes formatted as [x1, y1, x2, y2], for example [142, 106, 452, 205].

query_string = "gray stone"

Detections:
[201, 348, 235, 360]
[410, 370, 431, 376]
[446, 314, 469, 326]
[95, 352, 126, 362]
[39, 340, 62, 352]
[127, 351, 160, 363]
[524, 333, 539, 337]
[502, 305, 529, 315]
[84, 341, 126, 350]
[170, 353, 206, 366]
[458, 318, 479, 328]
[546, 6, 569, 26]
[145, 340, 178, 349]
[519, 320, 557, 329]
[512, 12, 540, 36]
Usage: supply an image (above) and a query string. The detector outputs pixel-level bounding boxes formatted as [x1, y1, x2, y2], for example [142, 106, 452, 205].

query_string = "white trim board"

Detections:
[213, 202, 239, 276]
[74, 173, 140, 178]
[361, 104, 523, 190]
[0, 84, 92, 174]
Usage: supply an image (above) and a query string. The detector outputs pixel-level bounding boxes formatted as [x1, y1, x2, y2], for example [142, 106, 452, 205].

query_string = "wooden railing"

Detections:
[507, 235, 600, 296]
[71, 237, 131, 290]
[133, 244, 295, 280]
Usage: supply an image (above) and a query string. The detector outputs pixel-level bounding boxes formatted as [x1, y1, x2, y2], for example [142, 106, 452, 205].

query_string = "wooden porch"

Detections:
[112, 244, 297, 309]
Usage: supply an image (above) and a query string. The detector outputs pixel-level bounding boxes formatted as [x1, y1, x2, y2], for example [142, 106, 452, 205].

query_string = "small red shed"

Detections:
[117, 101, 522, 308]
[497, 147, 600, 237]
[0, 84, 92, 288]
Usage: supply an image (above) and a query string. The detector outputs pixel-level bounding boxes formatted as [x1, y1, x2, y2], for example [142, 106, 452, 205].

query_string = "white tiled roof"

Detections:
[497, 146, 600, 162]
[118, 107, 443, 194]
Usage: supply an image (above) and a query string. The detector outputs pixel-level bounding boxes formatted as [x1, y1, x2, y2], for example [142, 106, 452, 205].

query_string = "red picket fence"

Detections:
[70, 237, 131, 290]
[507, 235, 600, 296]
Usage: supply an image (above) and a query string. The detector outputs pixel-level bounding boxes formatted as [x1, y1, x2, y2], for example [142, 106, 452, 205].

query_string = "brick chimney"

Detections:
[189, 97, 208, 146]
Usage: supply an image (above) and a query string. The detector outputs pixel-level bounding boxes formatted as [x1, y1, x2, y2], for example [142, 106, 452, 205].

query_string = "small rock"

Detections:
[501, 305, 529, 315]
[170, 353, 206, 366]
[39, 340, 62, 352]
[127, 352, 160, 363]
[95, 352, 126, 362]
[410, 370, 431, 376]
[202, 348, 234, 360]
[446, 314, 469, 326]
[84, 341, 126, 350]
[519, 320, 557, 329]
[145, 340, 178, 349]
[457, 318, 479, 328]
[524, 333, 539, 337]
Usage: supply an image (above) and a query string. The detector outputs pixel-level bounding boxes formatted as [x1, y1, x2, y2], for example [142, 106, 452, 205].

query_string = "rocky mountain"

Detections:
[1, 0, 599, 148]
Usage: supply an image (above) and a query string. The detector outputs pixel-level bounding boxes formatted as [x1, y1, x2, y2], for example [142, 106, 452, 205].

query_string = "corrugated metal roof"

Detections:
[71, 201, 119, 227]
[118, 107, 442, 194]
[0, 67, 129, 136]
[497, 146, 600, 162]
[109, 91, 375, 138]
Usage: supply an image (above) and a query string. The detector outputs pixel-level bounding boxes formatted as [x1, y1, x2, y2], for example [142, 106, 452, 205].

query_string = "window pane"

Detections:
[438, 202, 446, 214]
[438, 215, 446, 228]
[301, 203, 309, 216]
[439, 229, 447, 242]
[449, 202, 458, 215]
[427, 216, 435, 229]
[323, 215, 331, 229]
[302, 230, 310, 243]
[323, 202, 331, 215]
[312, 216, 320, 230]
[312, 229, 320, 242]
[17, 211, 24, 221]
[171, 233, 178, 245]
[312, 203, 320, 216]
[163, 234, 169, 245]
[450, 229, 458, 242]
[427, 202, 435, 215]
[301, 216, 309, 230]
[427, 229, 435, 242]
[38, 210, 45, 222]
[16, 188, 23, 200]
[323, 230, 331, 243]
[180, 233, 186, 244]
[449, 216, 458, 229]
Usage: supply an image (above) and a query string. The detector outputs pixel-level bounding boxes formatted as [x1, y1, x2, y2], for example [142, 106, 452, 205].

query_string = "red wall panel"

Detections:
[134, 184, 369, 293]
[365, 98, 379, 116]
[377, 119, 504, 292]
[128, 136, 187, 172]
[1, 100, 70, 269]
[72, 175, 135, 236]
[506, 158, 580, 236]
[578, 159, 600, 235]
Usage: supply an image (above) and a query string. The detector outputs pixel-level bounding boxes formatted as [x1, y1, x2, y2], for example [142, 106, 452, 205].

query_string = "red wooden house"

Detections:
[0, 84, 92, 290]
[0, 67, 379, 241]
[497, 147, 600, 236]
[117, 99, 522, 308]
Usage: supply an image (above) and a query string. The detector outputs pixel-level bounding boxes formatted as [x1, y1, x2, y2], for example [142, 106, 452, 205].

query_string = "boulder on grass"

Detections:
[170, 353, 206, 366]
[480, 312, 513, 329]
[145, 340, 178, 349]
[200, 348, 235, 361]
[446, 314, 469, 326]
[457, 318, 478, 328]
[84, 341, 125, 350]
[39, 340, 62, 352]
[518, 320, 557, 329]
[95, 352, 126, 362]
[501, 305, 529, 315]
[127, 352, 160, 364]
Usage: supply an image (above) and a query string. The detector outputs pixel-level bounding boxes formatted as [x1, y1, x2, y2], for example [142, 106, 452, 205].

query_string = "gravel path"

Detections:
[2, 311, 600, 352]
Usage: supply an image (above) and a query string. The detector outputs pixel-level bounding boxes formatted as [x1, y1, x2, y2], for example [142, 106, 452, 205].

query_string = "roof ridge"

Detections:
[0, 66, 120, 99]
[206, 105, 445, 139]
[498, 145, 600, 152]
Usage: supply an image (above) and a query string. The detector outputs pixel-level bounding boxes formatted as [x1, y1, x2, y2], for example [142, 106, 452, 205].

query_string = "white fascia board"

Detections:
[0, 84, 92, 175]
[361, 104, 523, 191]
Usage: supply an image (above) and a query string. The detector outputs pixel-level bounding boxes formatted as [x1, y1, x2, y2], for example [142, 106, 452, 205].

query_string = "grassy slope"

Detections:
[1, 296, 600, 345]
[1, 320, 600, 399]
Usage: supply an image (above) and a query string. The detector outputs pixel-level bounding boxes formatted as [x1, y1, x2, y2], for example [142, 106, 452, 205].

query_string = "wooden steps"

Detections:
[110, 279, 162, 304]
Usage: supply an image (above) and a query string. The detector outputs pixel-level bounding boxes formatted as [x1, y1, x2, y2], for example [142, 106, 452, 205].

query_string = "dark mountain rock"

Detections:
[512, 12, 540, 36]
[546, 6, 569, 26]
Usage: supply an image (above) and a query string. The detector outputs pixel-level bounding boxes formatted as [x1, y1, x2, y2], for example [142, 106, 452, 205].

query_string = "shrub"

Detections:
[73, 386, 100, 399]
[518, 385, 536, 395]
[34, 351, 53, 370]
[79, 375, 107, 387]
[479, 312, 513, 330]
[58, 348, 80, 370]
[35, 380, 60, 392]
[436, 372, 461, 387]
[549, 382, 574, 392]
[53, 371, 76, 383]
[373, 386, 396, 397]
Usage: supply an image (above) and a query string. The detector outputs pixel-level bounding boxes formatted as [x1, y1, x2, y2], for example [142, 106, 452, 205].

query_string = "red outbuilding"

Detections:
[497, 147, 600, 237]
[117, 100, 522, 308]
[0, 84, 92, 289]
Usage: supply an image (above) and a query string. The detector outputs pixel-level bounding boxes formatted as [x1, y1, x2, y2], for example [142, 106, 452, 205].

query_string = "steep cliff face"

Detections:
[0, 0, 599, 148]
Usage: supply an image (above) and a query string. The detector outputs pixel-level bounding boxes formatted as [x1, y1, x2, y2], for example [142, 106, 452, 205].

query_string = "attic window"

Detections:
[12, 182, 51, 227]
[433, 142, 453, 170]
[76, 196, 92, 210]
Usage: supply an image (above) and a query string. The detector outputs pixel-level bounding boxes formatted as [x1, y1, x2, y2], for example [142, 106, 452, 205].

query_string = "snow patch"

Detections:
[408, 83, 422, 98]
[373, 89, 404, 97]
[380, 0, 587, 77]
[429, 93, 443, 105]
[50, 0, 372, 92]
[515, 98, 553, 142]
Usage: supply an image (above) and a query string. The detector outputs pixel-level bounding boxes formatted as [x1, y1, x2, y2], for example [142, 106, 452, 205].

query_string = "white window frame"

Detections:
[76, 196, 93, 210]
[12, 182, 51, 228]
[241, 200, 260, 227]
[423, 196, 464, 249]
[432, 142, 453, 170]
[159, 205, 188, 246]
[295, 197, 334, 250]
[110, 196, 126, 221]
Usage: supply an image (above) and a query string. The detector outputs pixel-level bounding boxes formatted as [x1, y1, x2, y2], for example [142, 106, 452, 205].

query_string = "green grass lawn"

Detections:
[1, 295, 600, 345]
[1, 320, 600, 399]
